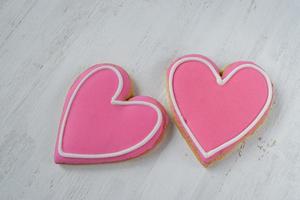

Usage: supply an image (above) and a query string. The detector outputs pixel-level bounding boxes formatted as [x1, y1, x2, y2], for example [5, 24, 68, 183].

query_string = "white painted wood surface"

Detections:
[1, 0, 300, 199]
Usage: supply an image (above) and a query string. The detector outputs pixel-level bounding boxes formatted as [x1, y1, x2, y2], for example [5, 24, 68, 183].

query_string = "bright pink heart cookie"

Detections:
[55, 64, 168, 164]
[167, 54, 273, 166]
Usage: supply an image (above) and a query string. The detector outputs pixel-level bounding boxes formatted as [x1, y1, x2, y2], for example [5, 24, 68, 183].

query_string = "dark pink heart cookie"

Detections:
[55, 64, 168, 164]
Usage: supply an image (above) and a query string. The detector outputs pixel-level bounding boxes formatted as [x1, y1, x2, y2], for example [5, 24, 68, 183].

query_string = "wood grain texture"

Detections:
[1, 0, 300, 199]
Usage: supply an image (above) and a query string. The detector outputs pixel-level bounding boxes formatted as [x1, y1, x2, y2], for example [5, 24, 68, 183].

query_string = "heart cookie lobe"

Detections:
[55, 64, 168, 164]
[167, 54, 272, 166]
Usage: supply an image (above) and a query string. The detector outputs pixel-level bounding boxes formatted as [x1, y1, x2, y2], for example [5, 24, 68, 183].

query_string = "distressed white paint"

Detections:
[0, 0, 300, 199]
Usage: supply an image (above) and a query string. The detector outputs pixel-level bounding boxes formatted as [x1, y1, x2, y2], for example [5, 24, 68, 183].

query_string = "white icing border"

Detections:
[58, 65, 163, 159]
[168, 56, 272, 159]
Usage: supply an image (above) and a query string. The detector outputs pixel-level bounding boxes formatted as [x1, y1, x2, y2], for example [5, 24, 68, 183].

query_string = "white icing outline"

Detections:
[168, 56, 272, 159]
[58, 65, 163, 159]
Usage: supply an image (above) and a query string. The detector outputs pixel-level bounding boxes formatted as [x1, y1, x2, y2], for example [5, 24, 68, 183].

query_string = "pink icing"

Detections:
[55, 64, 168, 164]
[168, 54, 272, 164]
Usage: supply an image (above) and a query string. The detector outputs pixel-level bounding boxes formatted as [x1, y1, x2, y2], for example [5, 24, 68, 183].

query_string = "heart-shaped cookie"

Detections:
[55, 64, 168, 164]
[167, 54, 273, 166]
